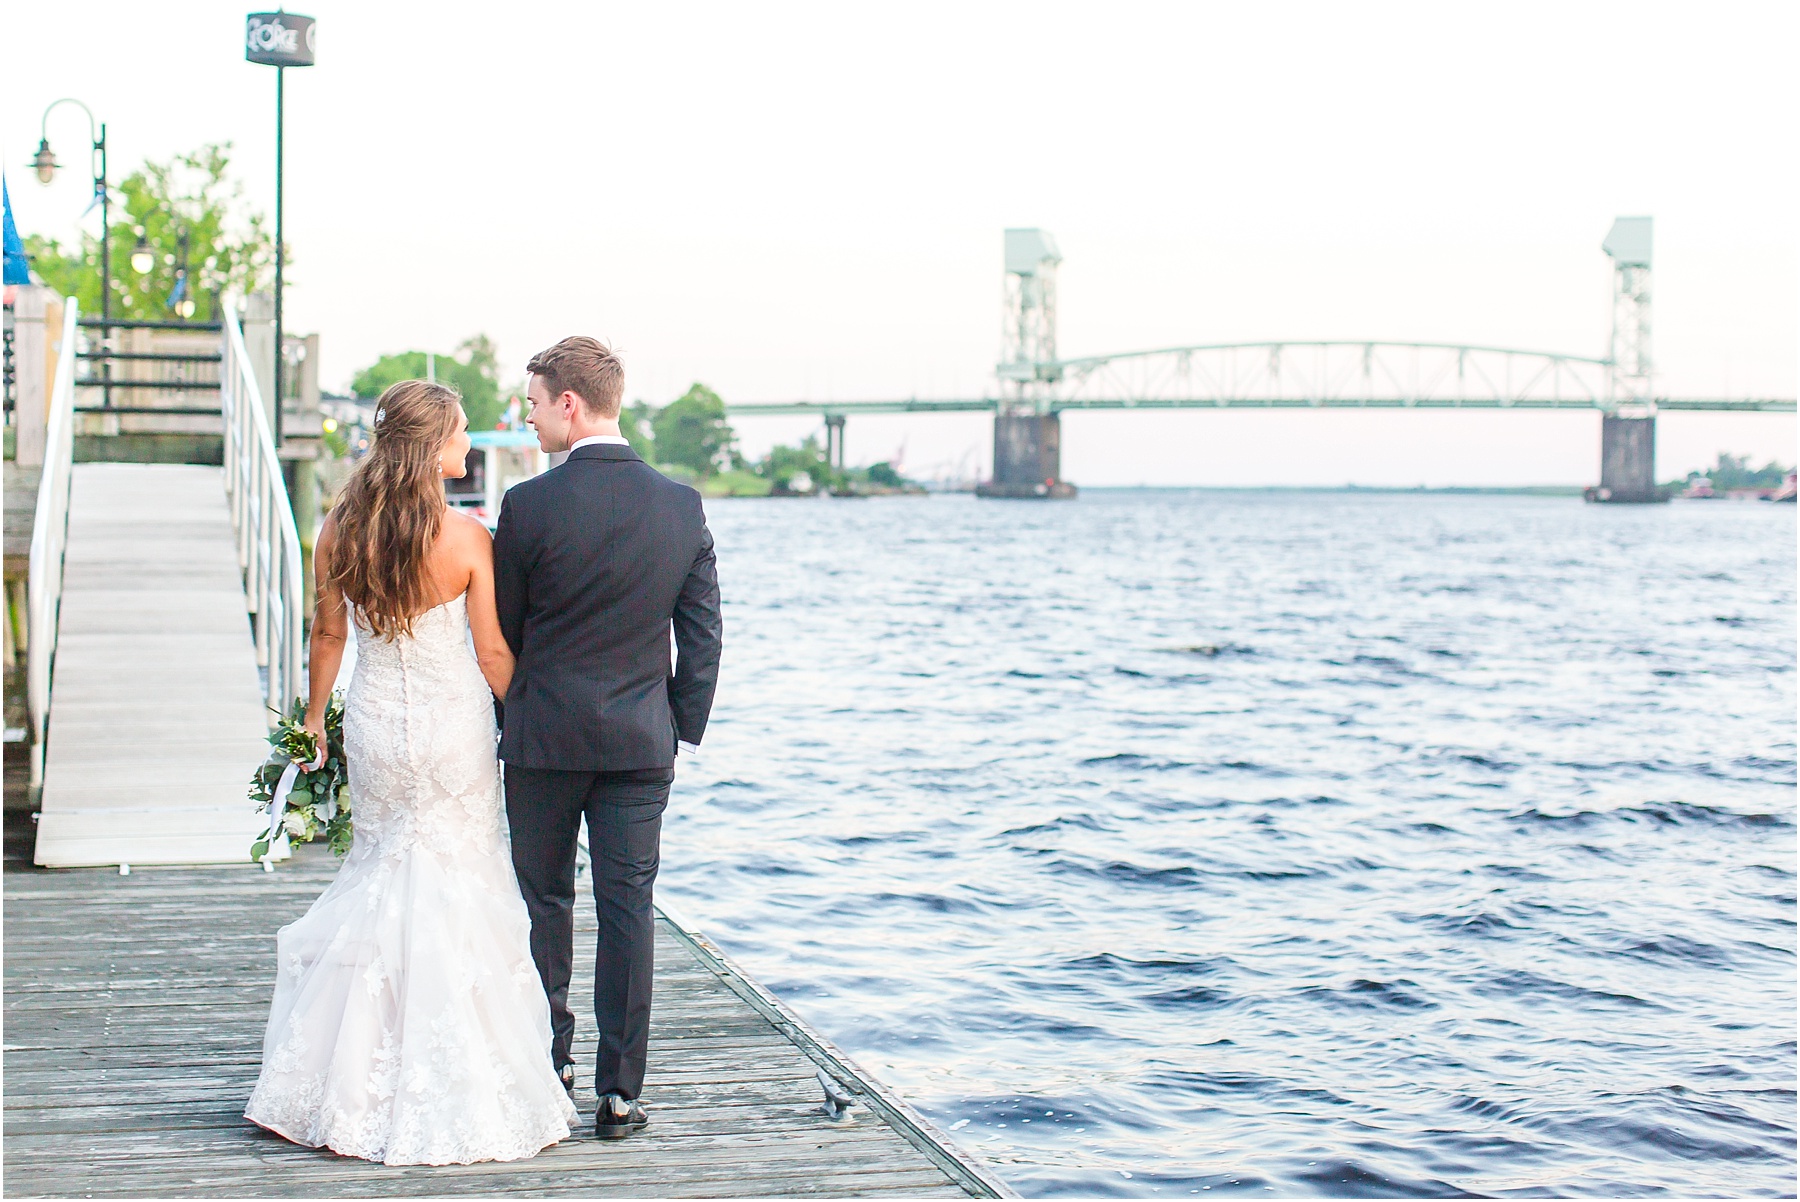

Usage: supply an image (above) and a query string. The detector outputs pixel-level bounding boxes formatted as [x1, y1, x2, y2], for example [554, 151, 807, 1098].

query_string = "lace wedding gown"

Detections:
[245, 594, 577, 1164]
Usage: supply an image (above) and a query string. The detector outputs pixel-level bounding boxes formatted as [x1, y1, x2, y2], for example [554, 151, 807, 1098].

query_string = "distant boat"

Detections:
[1680, 476, 1717, 499]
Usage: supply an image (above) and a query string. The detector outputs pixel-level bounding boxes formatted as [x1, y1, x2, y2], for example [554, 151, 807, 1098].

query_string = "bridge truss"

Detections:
[723, 338, 1793, 420]
[1024, 341, 1791, 413]
[1035, 341, 1608, 410]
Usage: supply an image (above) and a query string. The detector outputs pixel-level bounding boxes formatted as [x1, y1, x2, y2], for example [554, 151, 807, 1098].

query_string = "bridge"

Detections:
[723, 219, 1794, 499]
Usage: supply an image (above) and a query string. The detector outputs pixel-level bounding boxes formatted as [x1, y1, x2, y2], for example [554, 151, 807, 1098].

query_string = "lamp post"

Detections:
[245, 10, 316, 445]
[30, 98, 111, 406]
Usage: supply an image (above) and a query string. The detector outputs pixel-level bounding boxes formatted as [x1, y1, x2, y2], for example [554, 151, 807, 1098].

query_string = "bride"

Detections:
[245, 380, 578, 1164]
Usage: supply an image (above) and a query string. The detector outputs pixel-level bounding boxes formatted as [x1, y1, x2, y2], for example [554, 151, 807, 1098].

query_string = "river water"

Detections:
[655, 490, 1795, 1198]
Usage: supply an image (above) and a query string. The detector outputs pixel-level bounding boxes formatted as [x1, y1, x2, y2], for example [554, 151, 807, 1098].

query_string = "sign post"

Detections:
[245, 11, 315, 445]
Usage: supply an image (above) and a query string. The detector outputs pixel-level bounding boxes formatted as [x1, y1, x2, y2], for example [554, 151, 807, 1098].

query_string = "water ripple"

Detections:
[660, 492, 1796, 1196]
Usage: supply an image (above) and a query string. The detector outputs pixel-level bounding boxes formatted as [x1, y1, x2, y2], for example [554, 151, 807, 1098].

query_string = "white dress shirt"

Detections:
[568, 434, 631, 451]
[563, 433, 701, 760]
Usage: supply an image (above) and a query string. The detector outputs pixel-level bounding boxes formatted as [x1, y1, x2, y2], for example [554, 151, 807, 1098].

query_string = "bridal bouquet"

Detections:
[250, 695, 353, 863]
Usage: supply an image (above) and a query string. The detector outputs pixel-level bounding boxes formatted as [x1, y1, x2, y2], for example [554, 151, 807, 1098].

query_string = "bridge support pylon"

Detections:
[977, 412, 1076, 499]
[1587, 413, 1666, 503]
[1587, 218, 1667, 503]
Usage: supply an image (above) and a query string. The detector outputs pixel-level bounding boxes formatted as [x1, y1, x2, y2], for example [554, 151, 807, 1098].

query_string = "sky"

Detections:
[7, 1, 1795, 486]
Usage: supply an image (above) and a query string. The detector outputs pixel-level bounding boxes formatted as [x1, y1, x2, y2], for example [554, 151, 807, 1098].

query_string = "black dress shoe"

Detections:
[557, 1064, 576, 1097]
[595, 1093, 649, 1140]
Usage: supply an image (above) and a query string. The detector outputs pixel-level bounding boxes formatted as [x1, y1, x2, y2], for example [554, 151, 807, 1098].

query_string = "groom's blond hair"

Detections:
[526, 336, 625, 419]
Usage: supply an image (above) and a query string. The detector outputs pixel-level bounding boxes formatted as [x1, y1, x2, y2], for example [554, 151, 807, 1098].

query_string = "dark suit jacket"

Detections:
[494, 443, 722, 771]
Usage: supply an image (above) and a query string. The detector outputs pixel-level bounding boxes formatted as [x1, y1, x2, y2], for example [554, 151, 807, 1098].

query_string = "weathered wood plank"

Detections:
[4, 851, 1007, 1198]
[25, 1165, 968, 1201]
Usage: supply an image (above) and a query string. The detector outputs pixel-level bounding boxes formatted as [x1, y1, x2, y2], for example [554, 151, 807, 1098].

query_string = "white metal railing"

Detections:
[221, 299, 304, 720]
[26, 299, 81, 786]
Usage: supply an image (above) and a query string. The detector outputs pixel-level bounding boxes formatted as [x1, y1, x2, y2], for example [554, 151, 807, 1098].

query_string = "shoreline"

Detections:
[998, 484, 1593, 496]
[705, 483, 1798, 500]
[739, 484, 1600, 498]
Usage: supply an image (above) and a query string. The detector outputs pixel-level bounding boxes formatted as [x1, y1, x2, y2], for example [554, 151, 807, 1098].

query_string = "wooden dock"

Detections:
[3, 844, 1007, 1198]
[33, 463, 270, 867]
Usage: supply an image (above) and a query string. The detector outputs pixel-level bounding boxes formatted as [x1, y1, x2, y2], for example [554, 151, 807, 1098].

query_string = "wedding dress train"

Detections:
[245, 594, 577, 1164]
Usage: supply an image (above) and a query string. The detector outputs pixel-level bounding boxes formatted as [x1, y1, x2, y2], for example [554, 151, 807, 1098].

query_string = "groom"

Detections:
[494, 336, 722, 1140]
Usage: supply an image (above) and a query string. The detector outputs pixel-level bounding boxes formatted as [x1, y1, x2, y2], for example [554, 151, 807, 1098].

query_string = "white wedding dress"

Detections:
[245, 594, 578, 1164]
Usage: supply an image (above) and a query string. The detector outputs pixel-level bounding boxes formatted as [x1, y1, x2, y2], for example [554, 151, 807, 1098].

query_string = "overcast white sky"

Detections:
[8, 1, 1795, 485]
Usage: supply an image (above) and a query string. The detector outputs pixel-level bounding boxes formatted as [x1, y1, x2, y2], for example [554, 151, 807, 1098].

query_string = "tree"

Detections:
[24, 143, 271, 323]
[1677, 453, 1792, 491]
[757, 437, 830, 493]
[351, 335, 504, 431]
[619, 401, 655, 453]
[652, 383, 737, 477]
[865, 461, 905, 488]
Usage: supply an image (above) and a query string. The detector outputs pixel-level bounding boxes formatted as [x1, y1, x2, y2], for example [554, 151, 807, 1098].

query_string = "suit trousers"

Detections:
[504, 764, 671, 1101]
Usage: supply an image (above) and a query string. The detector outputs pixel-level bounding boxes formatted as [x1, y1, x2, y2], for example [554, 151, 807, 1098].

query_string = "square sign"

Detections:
[246, 12, 316, 67]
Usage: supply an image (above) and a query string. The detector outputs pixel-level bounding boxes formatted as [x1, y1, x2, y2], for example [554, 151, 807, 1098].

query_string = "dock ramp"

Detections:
[29, 301, 306, 868]
[33, 465, 271, 866]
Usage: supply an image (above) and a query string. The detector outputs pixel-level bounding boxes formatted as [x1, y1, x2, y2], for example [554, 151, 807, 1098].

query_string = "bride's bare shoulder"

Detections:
[438, 508, 495, 562]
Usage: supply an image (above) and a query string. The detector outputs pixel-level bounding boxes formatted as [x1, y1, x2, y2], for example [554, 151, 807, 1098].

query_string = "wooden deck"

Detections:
[33, 463, 270, 867]
[2, 844, 1005, 1198]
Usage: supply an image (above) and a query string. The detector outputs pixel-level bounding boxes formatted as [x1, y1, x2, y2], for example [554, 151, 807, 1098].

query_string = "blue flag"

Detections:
[2, 176, 29, 287]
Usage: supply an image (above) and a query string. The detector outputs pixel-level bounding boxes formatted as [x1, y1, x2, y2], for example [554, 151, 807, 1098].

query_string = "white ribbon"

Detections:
[258, 733, 335, 865]
[258, 761, 301, 864]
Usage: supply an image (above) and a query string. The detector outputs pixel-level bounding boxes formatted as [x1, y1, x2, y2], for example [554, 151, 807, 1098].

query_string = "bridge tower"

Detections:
[979, 229, 1077, 498]
[1593, 216, 1663, 502]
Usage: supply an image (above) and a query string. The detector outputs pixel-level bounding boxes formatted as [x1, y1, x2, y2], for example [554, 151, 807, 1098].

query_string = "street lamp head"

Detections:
[31, 138, 58, 185]
[131, 231, 154, 275]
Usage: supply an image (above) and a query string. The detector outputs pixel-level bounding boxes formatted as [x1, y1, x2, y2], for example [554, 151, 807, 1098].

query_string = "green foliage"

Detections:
[652, 383, 737, 477]
[836, 459, 920, 494]
[351, 335, 505, 432]
[758, 436, 830, 493]
[24, 143, 271, 323]
[865, 461, 905, 488]
[249, 695, 353, 862]
[619, 400, 655, 451]
[1682, 453, 1791, 491]
[746, 440, 916, 494]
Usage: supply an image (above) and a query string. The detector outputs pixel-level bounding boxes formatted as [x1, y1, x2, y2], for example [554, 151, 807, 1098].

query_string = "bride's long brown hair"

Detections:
[324, 379, 462, 639]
